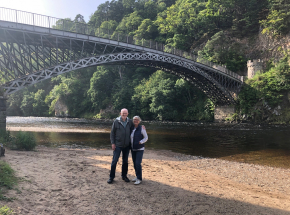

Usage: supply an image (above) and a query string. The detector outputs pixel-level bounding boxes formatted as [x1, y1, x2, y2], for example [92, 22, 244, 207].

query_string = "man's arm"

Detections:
[110, 121, 116, 150]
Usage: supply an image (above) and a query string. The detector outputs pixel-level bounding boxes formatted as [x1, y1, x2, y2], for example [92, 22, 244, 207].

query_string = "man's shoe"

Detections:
[132, 177, 137, 182]
[134, 179, 142, 185]
[122, 176, 130, 182]
[107, 178, 114, 184]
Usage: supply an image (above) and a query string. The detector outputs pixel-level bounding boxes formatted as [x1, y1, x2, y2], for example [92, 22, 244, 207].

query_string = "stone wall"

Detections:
[54, 99, 69, 117]
[247, 59, 263, 79]
[0, 97, 6, 130]
[214, 105, 235, 122]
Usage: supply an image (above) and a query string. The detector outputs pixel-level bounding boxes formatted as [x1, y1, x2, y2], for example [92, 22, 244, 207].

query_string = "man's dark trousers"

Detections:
[109, 146, 130, 179]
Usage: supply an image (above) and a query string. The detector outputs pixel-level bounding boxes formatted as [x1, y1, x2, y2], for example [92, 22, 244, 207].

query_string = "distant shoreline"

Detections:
[7, 126, 110, 133]
[6, 116, 290, 132]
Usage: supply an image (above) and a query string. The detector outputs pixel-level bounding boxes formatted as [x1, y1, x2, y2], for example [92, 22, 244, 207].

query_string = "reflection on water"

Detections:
[7, 117, 290, 168]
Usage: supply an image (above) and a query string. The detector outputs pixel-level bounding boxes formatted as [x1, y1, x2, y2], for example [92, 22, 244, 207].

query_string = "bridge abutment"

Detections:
[0, 96, 7, 130]
[214, 105, 235, 122]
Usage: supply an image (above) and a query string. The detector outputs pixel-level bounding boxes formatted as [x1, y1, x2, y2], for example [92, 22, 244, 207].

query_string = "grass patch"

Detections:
[1, 130, 37, 151]
[0, 161, 18, 201]
[10, 131, 36, 151]
[0, 206, 14, 215]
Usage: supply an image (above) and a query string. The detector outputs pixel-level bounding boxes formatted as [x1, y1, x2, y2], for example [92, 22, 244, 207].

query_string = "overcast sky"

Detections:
[0, 0, 107, 21]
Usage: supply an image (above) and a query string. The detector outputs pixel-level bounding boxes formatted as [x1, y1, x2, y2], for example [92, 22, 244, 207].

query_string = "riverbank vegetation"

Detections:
[234, 56, 290, 123]
[5, 0, 290, 123]
[0, 206, 14, 215]
[0, 130, 11, 144]
[0, 161, 18, 202]
[11, 132, 36, 151]
[0, 130, 36, 151]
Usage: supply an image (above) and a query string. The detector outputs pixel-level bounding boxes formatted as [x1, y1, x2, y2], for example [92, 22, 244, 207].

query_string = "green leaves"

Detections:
[135, 19, 158, 39]
[88, 66, 117, 111]
[13, 131, 37, 151]
[250, 59, 290, 106]
[261, 0, 290, 36]
[156, 0, 208, 49]
[198, 31, 247, 72]
[238, 57, 290, 116]
[132, 70, 214, 121]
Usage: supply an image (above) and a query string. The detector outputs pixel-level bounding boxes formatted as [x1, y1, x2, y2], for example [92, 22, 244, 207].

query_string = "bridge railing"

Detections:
[0, 7, 243, 82]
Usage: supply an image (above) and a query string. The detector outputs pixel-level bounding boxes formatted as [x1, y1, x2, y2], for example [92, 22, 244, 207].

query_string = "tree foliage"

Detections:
[238, 57, 290, 118]
[198, 31, 247, 73]
[132, 71, 214, 121]
[261, 0, 290, 36]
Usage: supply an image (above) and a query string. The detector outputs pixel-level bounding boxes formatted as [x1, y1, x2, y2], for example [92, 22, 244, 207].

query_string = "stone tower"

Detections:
[247, 59, 263, 79]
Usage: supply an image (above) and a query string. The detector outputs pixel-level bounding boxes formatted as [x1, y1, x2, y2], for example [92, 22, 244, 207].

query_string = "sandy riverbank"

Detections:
[1, 147, 290, 214]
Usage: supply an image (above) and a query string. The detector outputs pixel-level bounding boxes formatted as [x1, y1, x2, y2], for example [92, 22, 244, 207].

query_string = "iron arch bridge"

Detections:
[0, 7, 244, 105]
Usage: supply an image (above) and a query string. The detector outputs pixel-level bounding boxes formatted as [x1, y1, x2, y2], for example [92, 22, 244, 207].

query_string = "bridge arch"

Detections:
[2, 52, 236, 105]
[0, 15, 243, 105]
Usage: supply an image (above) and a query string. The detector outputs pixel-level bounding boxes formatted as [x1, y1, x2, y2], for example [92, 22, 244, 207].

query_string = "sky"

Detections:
[0, 0, 107, 22]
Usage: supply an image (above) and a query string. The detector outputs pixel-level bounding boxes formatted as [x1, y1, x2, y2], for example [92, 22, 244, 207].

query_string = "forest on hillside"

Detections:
[6, 0, 290, 122]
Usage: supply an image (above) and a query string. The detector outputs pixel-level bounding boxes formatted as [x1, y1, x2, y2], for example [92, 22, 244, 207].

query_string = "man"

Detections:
[108, 108, 133, 184]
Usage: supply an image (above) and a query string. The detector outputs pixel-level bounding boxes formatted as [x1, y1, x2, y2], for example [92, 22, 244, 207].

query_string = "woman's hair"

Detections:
[133, 116, 142, 122]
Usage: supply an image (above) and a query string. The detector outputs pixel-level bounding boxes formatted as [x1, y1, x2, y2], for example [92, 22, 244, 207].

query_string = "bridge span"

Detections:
[0, 7, 244, 128]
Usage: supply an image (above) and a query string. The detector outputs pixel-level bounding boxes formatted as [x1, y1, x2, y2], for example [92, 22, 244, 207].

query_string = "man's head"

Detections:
[120, 108, 128, 120]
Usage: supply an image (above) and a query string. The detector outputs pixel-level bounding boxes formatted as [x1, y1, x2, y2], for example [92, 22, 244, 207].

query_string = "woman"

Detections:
[131, 116, 148, 185]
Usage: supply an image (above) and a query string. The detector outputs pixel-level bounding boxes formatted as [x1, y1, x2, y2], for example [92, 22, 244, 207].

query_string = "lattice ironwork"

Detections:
[0, 21, 243, 105]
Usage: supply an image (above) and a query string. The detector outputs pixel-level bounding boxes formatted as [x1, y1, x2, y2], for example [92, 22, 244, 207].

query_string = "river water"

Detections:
[6, 116, 290, 168]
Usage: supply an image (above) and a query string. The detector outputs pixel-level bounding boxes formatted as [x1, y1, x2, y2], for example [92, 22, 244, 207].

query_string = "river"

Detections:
[6, 116, 290, 168]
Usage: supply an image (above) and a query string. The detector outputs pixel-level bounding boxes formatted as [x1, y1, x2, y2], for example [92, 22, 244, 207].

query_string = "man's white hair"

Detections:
[120, 108, 128, 113]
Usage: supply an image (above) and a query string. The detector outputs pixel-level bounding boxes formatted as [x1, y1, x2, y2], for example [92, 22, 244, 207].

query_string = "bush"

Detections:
[225, 113, 239, 122]
[0, 130, 12, 144]
[0, 206, 14, 215]
[12, 131, 36, 151]
[0, 161, 18, 201]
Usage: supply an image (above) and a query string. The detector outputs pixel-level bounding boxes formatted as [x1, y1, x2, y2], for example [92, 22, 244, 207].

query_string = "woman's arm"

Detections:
[140, 127, 148, 144]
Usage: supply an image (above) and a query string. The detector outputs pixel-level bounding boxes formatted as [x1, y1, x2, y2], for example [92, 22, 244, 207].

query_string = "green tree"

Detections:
[88, 66, 117, 111]
[115, 11, 143, 34]
[238, 57, 290, 117]
[7, 91, 23, 116]
[261, 0, 290, 36]
[198, 31, 247, 73]
[46, 68, 94, 117]
[89, 0, 129, 28]
[20, 92, 35, 116]
[52, 18, 74, 31]
[230, 0, 268, 37]
[33, 89, 48, 116]
[132, 70, 213, 121]
[135, 19, 158, 39]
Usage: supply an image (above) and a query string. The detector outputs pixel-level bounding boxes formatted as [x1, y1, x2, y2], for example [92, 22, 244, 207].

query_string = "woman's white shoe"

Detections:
[132, 177, 137, 182]
[134, 179, 142, 185]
